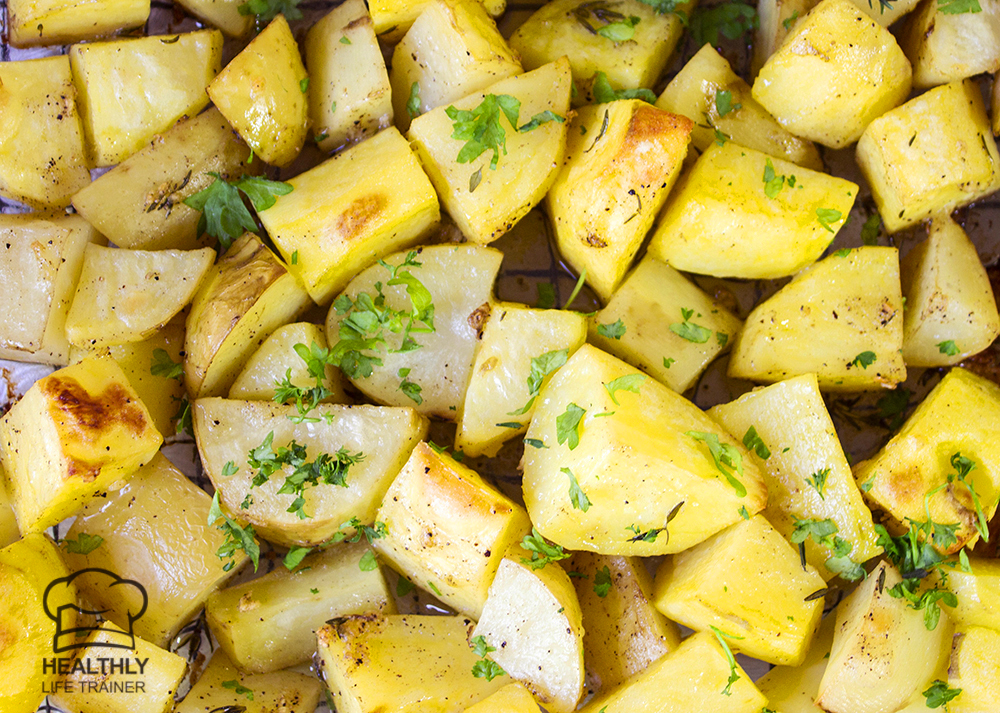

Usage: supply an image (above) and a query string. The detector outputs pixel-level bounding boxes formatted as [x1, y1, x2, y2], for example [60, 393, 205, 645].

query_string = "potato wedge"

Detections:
[206, 542, 395, 673]
[368, 0, 506, 40]
[729, 247, 906, 390]
[65, 245, 214, 348]
[947, 626, 1000, 712]
[325, 244, 502, 418]
[522, 344, 768, 555]
[937, 556, 1000, 630]
[8, 0, 149, 46]
[194, 398, 427, 546]
[0, 214, 103, 366]
[752, 0, 819, 76]
[0, 470, 20, 550]
[902, 0, 1000, 89]
[901, 213, 1000, 366]
[175, 0, 250, 37]
[755, 612, 836, 713]
[0, 356, 162, 534]
[472, 556, 585, 713]
[464, 683, 542, 713]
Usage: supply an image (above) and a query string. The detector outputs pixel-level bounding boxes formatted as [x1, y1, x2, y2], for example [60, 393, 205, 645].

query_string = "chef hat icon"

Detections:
[43, 568, 148, 653]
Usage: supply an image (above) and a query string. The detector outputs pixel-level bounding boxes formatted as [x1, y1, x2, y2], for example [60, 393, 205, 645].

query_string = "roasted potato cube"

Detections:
[755, 612, 837, 713]
[175, 0, 251, 37]
[325, 245, 503, 418]
[589, 257, 742, 395]
[473, 556, 585, 713]
[902, 0, 1000, 89]
[0, 534, 77, 712]
[194, 398, 428, 546]
[317, 614, 508, 712]
[464, 683, 542, 713]
[65, 245, 214, 348]
[657, 43, 822, 169]
[0, 471, 20, 549]
[70, 30, 222, 167]
[174, 649, 323, 713]
[71, 108, 253, 252]
[856, 79, 1000, 233]
[305, 0, 393, 152]
[62, 453, 243, 647]
[653, 516, 826, 665]
[374, 442, 531, 618]
[729, 246, 906, 390]
[522, 344, 768, 555]
[407, 59, 571, 244]
[455, 303, 587, 457]
[229, 322, 348, 404]
[853, 367, 1000, 554]
[938, 556, 1000, 630]
[369, 0, 506, 40]
[648, 142, 856, 279]
[547, 100, 692, 301]
[947, 626, 1000, 712]
[69, 323, 186, 439]
[184, 233, 311, 399]
[206, 542, 395, 673]
[752, 0, 912, 149]
[816, 562, 952, 713]
[8, 0, 148, 46]
[257, 128, 440, 305]
[0, 56, 90, 208]
[578, 631, 768, 713]
[752, 0, 819, 76]
[509, 0, 691, 94]
[52, 621, 187, 713]
[564, 552, 680, 692]
[390, 0, 521, 132]
[207, 16, 307, 167]
[709, 373, 882, 580]
[901, 214, 1000, 366]
[0, 356, 161, 534]
[0, 214, 102, 366]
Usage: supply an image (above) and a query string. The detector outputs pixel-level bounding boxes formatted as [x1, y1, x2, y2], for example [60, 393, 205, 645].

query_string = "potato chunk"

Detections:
[305, 0, 393, 152]
[368, 0, 505, 40]
[752, 0, 819, 76]
[194, 398, 427, 546]
[407, 59, 571, 244]
[65, 245, 214, 348]
[752, 0, 912, 149]
[816, 562, 951, 713]
[589, 257, 742, 395]
[206, 542, 395, 673]
[658, 43, 822, 169]
[729, 247, 906, 390]
[325, 245, 503, 418]
[257, 128, 440, 305]
[390, 0, 521, 132]
[709, 374, 882, 579]
[755, 612, 837, 712]
[938, 556, 1000, 630]
[0, 56, 90, 208]
[853, 367, 1000, 555]
[647, 141, 857, 279]
[902, 0, 1000, 89]
[472, 556, 585, 713]
[317, 614, 507, 712]
[8, 0, 148, 46]
[207, 16, 308, 167]
[522, 344, 767, 555]
[0, 356, 161, 533]
[184, 233, 311, 398]
[175, 0, 251, 37]
[901, 214, 1000, 366]
[70, 30, 222, 167]
[464, 684, 542, 713]
[71, 108, 253, 252]
[0, 214, 102, 366]
[455, 303, 587, 457]
[653, 515, 826, 665]
[948, 626, 1000, 712]
[547, 100, 692, 301]
[578, 631, 768, 713]
[374, 442, 531, 618]
[0, 535, 77, 712]
[856, 79, 1000, 233]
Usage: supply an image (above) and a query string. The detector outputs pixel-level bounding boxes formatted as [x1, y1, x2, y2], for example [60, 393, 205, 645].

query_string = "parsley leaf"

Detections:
[597, 319, 626, 339]
[556, 403, 586, 450]
[715, 89, 741, 117]
[742, 426, 770, 460]
[592, 71, 657, 104]
[670, 307, 713, 343]
[850, 351, 876, 369]
[938, 0, 981, 13]
[518, 110, 566, 132]
[471, 641, 506, 681]
[806, 467, 831, 499]
[563, 467, 592, 512]
[937, 340, 960, 357]
[951, 452, 989, 542]
[62, 533, 104, 555]
[923, 680, 962, 708]
[283, 545, 311, 570]
[329, 517, 388, 546]
[636, 0, 686, 17]
[861, 213, 881, 245]
[782, 9, 799, 29]
[663, 357, 675, 369]
[709, 626, 744, 696]
[446, 94, 521, 170]
[687, 431, 746, 497]
[183, 173, 292, 251]
[407, 81, 422, 118]
[763, 158, 786, 199]
[173, 396, 193, 438]
[691, 2, 758, 45]
[358, 550, 379, 571]
[208, 491, 261, 572]
[509, 349, 569, 415]
[603, 373, 646, 405]
[273, 341, 339, 423]
[150, 349, 183, 380]
[535, 282, 556, 309]
[816, 207, 843, 233]
[793, 518, 865, 581]
[520, 527, 570, 570]
[221, 679, 255, 701]
[398, 367, 423, 405]
[237, 0, 301, 23]
[626, 502, 682, 543]
[597, 15, 641, 41]
[593, 566, 612, 597]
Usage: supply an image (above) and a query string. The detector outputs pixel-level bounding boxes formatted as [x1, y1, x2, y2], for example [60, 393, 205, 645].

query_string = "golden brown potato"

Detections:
[8, 0, 149, 46]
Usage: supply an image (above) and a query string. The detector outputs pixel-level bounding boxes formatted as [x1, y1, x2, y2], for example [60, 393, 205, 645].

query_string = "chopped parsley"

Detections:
[509, 349, 569, 415]
[221, 679, 255, 700]
[670, 307, 712, 343]
[446, 93, 522, 171]
[709, 626, 744, 696]
[593, 566, 612, 597]
[208, 491, 261, 572]
[861, 214, 881, 245]
[283, 545, 311, 570]
[470, 635, 506, 681]
[359, 550, 379, 571]
[690, 2, 758, 45]
[563, 467, 592, 511]
[687, 431, 746, 497]
[782, 10, 799, 29]
[520, 527, 570, 570]
[238, 0, 301, 23]
[742, 426, 770, 460]
[556, 403, 586, 450]
[715, 89, 741, 117]
[518, 110, 566, 132]
[806, 467, 831, 499]
[850, 351, 876, 369]
[407, 82, 422, 118]
[597, 15, 641, 41]
[299, 78, 309, 93]
[626, 501, 683, 543]
[949, 452, 990, 542]
[597, 319, 626, 340]
[791, 518, 865, 581]
[816, 208, 843, 233]
[603, 373, 646, 405]
[150, 349, 183, 380]
[273, 341, 341, 423]
[183, 173, 292, 252]
[763, 158, 786, 199]
[61, 533, 103, 555]
[937, 0, 981, 13]
[591, 70, 656, 104]
[923, 680, 962, 708]
[937, 340, 960, 357]
[397, 367, 423, 405]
